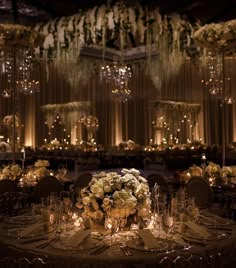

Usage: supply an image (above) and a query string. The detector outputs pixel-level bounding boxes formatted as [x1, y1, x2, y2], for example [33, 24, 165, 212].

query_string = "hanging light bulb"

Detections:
[16, 79, 40, 95]
[224, 96, 235, 104]
[100, 61, 132, 101]
[2, 89, 12, 98]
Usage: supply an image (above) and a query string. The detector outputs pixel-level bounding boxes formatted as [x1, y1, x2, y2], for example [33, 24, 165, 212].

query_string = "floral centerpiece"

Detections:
[188, 165, 203, 177]
[0, 164, 22, 180]
[193, 19, 236, 54]
[205, 161, 221, 177]
[33, 159, 50, 177]
[220, 166, 233, 184]
[80, 168, 151, 226]
[0, 24, 44, 49]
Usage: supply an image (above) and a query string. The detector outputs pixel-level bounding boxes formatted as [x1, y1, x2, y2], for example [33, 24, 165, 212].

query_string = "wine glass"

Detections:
[58, 166, 67, 181]
[161, 208, 175, 252]
[162, 209, 174, 239]
[104, 214, 119, 245]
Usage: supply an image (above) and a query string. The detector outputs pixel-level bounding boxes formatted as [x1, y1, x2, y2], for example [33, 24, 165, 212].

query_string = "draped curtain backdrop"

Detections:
[1, 56, 236, 149]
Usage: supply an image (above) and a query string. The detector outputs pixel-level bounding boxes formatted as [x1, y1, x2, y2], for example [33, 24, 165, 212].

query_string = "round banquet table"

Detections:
[0, 211, 236, 268]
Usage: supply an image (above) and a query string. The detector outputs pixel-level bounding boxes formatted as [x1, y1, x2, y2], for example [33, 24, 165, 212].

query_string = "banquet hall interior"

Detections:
[0, 0, 236, 267]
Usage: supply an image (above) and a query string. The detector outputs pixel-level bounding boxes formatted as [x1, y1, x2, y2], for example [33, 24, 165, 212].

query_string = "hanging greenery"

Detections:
[33, 2, 199, 90]
[152, 100, 201, 114]
[0, 24, 44, 49]
[41, 101, 91, 114]
[193, 19, 236, 55]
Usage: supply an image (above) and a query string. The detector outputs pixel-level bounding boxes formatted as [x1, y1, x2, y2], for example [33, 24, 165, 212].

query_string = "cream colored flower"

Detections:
[80, 169, 151, 223]
[1, 164, 22, 179]
[90, 180, 104, 199]
[34, 159, 50, 168]
[188, 165, 203, 177]
[82, 196, 91, 206]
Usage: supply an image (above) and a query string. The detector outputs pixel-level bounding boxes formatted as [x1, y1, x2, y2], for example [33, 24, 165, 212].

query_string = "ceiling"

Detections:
[0, 0, 235, 26]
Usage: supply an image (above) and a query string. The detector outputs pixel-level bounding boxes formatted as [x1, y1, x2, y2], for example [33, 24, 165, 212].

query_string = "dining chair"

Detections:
[0, 256, 16, 267]
[17, 257, 47, 268]
[32, 175, 62, 203]
[146, 173, 170, 194]
[173, 255, 193, 268]
[186, 176, 214, 209]
[159, 256, 173, 268]
[74, 172, 93, 189]
[0, 179, 18, 194]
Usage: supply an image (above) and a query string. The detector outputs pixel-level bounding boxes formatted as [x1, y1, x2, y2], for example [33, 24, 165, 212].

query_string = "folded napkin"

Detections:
[137, 229, 160, 249]
[65, 229, 91, 247]
[184, 221, 210, 238]
[18, 222, 47, 237]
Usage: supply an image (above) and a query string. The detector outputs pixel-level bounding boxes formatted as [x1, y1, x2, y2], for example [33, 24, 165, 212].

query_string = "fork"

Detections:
[120, 244, 132, 256]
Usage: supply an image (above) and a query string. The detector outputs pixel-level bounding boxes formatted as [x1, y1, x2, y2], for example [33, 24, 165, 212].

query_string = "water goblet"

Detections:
[58, 167, 67, 180]
[161, 209, 175, 252]
[104, 215, 119, 245]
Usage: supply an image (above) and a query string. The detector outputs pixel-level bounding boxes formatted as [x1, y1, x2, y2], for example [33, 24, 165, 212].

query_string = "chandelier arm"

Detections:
[11, 0, 19, 24]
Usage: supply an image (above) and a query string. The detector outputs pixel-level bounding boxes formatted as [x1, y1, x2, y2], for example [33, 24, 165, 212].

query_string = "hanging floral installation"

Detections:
[0, 24, 44, 49]
[152, 100, 201, 144]
[41, 101, 91, 129]
[193, 19, 236, 55]
[153, 100, 201, 114]
[33, 2, 198, 91]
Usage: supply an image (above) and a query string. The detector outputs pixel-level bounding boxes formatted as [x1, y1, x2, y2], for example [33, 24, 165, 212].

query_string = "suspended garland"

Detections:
[0, 24, 44, 49]
[41, 101, 91, 114]
[33, 2, 198, 90]
[41, 101, 91, 130]
[153, 100, 201, 114]
[193, 19, 236, 54]
[34, 2, 197, 58]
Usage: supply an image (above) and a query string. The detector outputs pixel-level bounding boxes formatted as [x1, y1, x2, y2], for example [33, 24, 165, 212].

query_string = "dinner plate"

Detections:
[200, 213, 235, 227]
[4, 215, 37, 225]
[197, 217, 233, 229]
[126, 238, 171, 252]
[50, 236, 99, 251]
[6, 224, 51, 239]
[183, 229, 229, 242]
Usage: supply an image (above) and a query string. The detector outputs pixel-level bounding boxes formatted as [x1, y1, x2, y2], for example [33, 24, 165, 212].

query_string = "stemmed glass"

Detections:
[104, 214, 119, 245]
[151, 184, 161, 233]
[161, 208, 175, 252]
[58, 167, 67, 181]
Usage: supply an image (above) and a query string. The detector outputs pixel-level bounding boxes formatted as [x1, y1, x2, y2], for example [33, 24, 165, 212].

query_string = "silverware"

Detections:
[35, 237, 58, 249]
[120, 244, 132, 256]
[19, 236, 48, 244]
[182, 237, 206, 247]
[89, 244, 109, 255]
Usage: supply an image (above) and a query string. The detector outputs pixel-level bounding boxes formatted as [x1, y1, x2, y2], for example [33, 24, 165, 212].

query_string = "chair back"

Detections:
[74, 172, 92, 189]
[0, 179, 18, 194]
[146, 173, 170, 194]
[32, 175, 62, 203]
[186, 176, 213, 209]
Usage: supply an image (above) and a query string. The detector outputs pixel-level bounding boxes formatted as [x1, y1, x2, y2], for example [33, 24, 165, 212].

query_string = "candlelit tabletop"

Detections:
[0, 209, 236, 268]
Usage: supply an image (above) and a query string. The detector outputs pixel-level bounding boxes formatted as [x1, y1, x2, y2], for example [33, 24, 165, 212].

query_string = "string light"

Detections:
[100, 62, 132, 102]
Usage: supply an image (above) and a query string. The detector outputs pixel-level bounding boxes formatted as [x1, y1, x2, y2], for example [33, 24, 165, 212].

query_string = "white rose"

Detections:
[91, 199, 99, 211]
[82, 196, 91, 206]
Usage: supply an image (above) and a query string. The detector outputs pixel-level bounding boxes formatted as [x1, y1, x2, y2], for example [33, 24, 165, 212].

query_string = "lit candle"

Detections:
[72, 212, 78, 220]
[74, 217, 83, 227]
[21, 148, 25, 160]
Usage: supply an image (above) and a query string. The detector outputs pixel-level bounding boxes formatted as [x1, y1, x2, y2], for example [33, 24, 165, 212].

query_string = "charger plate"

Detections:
[50, 236, 99, 251]
[183, 229, 229, 243]
[4, 215, 37, 225]
[126, 237, 174, 252]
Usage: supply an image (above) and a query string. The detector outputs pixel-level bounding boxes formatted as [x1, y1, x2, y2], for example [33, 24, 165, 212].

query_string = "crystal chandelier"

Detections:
[0, 48, 40, 97]
[0, 23, 43, 163]
[100, 61, 132, 102]
[202, 52, 234, 104]
[204, 52, 222, 96]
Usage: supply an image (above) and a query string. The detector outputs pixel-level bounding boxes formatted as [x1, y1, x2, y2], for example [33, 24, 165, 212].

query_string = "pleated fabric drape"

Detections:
[1, 57, 236, 149]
